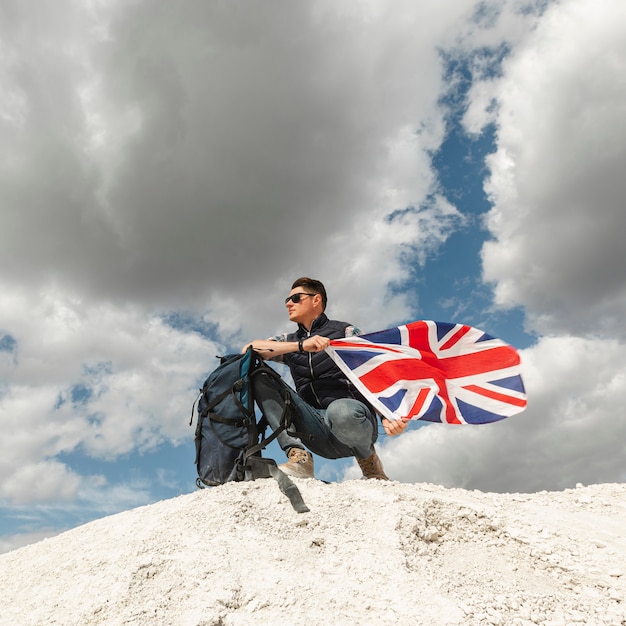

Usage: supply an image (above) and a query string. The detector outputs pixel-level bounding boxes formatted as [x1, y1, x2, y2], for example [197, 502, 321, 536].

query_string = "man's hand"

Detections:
[304, 335, 330, 352]
[382, 417, 408, 436]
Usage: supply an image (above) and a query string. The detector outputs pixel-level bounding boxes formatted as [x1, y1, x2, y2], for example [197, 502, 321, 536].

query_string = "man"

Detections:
[242, 277, 407, 480]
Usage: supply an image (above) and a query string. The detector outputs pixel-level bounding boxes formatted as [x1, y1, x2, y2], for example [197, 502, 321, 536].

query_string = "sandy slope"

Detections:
[1, 480, 625, 625]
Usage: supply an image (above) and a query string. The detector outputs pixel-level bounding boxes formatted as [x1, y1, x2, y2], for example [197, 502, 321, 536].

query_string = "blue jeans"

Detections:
[253, 370, 378, 460]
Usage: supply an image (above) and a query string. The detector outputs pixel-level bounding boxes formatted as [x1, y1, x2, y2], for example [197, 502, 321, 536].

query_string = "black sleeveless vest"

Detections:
[283, 313, 369, 409]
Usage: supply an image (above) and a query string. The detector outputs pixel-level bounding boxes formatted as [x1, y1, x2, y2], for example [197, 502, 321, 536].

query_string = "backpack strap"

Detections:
[242, 456, 310, 513]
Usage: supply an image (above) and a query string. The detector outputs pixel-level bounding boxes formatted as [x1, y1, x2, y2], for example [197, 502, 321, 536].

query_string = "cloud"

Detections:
[0, 0, 476, 324]
[0, 286, 221, 505]
[471, 0, 626, 338]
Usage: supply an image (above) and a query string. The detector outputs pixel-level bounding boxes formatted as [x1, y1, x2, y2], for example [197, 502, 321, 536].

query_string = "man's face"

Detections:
[285, 287, 318, 324]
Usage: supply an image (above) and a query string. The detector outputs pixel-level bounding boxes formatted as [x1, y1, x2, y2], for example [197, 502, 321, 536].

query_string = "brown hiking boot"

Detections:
[279, 448, 315, 479]
[357, 449, 389, 480]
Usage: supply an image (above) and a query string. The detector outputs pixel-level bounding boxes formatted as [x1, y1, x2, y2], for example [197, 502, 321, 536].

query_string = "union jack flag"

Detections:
[326, 320, 527, 425]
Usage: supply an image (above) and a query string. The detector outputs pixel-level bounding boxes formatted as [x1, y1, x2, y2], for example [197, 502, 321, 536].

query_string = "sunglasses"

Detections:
[285, 292, 316, 304]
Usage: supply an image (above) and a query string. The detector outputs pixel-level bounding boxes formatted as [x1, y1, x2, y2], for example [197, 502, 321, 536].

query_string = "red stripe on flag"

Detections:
[463, 384, 527, 408]
[407, 321, 430, 351]
[406, 387, 432, 420]
[440, 325, 471, 350]
[359, 357, 443, 393]
[423, 345, 521, 379]
[329, 340, 404, 355]
[437, 380, 463, 424]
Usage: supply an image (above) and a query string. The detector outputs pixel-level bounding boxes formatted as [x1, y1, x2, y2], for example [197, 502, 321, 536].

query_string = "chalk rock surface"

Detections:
[1, 480, 625, 625]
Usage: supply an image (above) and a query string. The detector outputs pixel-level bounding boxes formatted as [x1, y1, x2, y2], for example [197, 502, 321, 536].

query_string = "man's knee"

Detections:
[326, 399, 372, 428]
[325, 399, 377, 456]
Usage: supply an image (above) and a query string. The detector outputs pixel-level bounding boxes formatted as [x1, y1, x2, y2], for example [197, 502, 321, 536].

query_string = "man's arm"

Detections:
[242, 336, 331, 360]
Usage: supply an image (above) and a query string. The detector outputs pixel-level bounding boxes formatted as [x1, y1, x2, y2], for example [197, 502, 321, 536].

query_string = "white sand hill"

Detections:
[1, 480, 625, 625]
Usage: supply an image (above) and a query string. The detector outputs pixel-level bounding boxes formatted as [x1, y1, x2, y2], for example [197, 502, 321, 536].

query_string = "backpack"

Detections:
[190, 347, 309, 513]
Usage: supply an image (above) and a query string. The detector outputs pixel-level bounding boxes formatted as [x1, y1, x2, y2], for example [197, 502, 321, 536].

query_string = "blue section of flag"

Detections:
[379, 388, 407, 413]
[491, 375, 526, 394]
[361, 326, 401, 345]
[436, 322, 456, 342]
[456, 399, 507, 424]
[335, 348, 379, 369]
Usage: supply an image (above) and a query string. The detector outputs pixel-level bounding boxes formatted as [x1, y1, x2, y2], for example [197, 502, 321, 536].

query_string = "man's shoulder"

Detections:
[325, 317, 362, 334]
[316, 316, 362, 338]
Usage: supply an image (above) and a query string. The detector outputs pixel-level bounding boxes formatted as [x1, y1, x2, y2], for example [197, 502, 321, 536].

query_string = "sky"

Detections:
[1, 0, 625, 553]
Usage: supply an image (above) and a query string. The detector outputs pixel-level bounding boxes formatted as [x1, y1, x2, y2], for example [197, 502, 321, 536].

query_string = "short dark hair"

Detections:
[291, 277, 327, 310]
